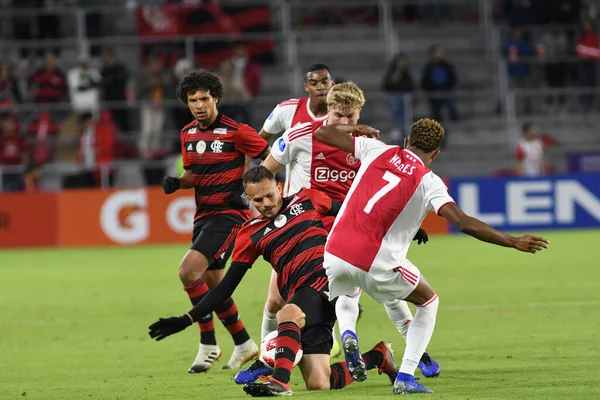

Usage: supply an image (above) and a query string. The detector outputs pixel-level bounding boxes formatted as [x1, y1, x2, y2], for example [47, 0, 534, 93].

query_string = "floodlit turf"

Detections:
[1, 230, 599, 399]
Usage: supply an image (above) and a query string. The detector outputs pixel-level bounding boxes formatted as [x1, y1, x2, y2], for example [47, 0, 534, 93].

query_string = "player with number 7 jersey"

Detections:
[316, 118, 550, 395]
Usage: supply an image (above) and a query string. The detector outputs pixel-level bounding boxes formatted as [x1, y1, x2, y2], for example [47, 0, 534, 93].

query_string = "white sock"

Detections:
[384, 299, 414, 341]
[336, 295, 360, 336]
[261, 308, 277, 342]
[399, 294, 439, 376]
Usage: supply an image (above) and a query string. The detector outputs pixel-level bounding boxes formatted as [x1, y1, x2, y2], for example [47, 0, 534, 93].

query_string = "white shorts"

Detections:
[323, 252, 421, 303]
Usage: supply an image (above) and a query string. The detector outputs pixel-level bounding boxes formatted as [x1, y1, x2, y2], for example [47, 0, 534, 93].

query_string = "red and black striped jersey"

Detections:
[231, 188, 334, 300]
[181, 114, 269, 221]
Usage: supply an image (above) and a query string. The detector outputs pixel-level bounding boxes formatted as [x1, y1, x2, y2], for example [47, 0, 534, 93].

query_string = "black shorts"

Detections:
[288, 284, 337, 355]
[191, 213, 244, 271]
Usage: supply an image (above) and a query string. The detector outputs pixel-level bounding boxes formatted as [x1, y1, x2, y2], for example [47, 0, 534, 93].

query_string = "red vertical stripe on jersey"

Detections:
[325, 148, 428, 271]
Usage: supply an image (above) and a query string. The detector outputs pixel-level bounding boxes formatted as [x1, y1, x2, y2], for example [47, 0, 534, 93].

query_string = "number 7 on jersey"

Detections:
[363, 171, 401, 214]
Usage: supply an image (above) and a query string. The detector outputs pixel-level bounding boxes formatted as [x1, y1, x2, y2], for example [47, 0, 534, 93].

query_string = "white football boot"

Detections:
[188, 344, 221, 373]
[222, 339, 259, 370]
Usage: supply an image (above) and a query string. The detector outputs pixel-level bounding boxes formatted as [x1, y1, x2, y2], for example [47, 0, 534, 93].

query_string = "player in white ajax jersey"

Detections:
[316, 119, 550, 395]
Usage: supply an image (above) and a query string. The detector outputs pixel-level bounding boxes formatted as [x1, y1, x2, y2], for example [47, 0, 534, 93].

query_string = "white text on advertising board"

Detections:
[458, 180, 600, 225]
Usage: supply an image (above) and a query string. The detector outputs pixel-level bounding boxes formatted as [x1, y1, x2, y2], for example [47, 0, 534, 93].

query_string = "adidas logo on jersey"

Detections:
[187, 143, 193, 150]
[315, 152, 326, 160]
[263, 227, 272, 236]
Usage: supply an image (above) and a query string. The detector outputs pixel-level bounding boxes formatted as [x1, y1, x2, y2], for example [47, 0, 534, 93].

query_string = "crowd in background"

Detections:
[1, 0, 600, 192]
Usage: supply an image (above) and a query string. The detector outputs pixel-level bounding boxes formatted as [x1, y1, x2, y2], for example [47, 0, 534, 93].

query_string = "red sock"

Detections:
[329, 362, 354, 389]
[215, 297, 251, 345]
[271, 322, 301, 385]
[184, 278, 215, 345]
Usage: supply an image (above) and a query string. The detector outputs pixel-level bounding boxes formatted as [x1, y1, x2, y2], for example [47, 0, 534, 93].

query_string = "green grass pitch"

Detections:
[1, 230, 599, 399]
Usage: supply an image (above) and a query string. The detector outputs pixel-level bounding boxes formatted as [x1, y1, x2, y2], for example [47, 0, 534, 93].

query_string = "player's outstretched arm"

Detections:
[148, 263, 251, 341]
[315, 124, 379, 153]
[438, 203, 549, 254]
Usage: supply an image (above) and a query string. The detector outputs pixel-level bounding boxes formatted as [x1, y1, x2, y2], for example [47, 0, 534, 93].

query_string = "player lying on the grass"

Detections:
[233, 82, 439, 386]
[149, 167, 398, 397]
[314, 118, 550, 394]
[161, 70, 270, 373]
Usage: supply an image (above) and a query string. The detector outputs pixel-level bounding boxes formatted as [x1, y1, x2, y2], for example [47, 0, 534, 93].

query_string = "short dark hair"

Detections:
[243, 166, 276, 189]
[176, 70, 223, 104]
[522, 122, 534, 134]
[304, 63, 331, 81]
[408, 118, 445, 153]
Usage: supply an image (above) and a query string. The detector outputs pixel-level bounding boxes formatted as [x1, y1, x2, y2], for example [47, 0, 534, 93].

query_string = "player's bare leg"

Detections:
[204, 268, 258, 370]
[384, 299, 440, 378]
[298, 355, 331, 390]
[393, 276, 438, 394]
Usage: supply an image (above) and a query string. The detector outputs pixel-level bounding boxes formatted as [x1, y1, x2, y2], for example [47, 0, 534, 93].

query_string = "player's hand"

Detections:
[353, 125, 380, 139]
[513, 235, 549, 254]
[148, 315, 193, 341]
[413, 228, 429, 245]
[162, 176, 180, 194]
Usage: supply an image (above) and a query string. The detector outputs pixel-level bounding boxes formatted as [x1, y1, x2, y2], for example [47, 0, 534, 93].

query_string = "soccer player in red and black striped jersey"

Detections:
[150, 167, 398, 397]
[161, 70, 270, 373]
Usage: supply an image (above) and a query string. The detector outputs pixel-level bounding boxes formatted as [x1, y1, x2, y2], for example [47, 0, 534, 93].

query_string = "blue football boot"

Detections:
[234, 358, 274, 385]
[418, 352, 440, 378]
[341, 330, 367, 382]
[393, 372, 434, 394]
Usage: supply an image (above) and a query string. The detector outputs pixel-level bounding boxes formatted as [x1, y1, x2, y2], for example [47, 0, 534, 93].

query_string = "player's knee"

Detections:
[276, 304, 306, 329]
[265, 294, 285, 314]
[178, 252, 208, 285]
[202, 270, 222, 289]
[305, 377, 330, 391]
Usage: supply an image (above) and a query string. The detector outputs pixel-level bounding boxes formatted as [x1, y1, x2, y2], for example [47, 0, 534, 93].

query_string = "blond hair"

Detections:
[326, 82, 365, 110]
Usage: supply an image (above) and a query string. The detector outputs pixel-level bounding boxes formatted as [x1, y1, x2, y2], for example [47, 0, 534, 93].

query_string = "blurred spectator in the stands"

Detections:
[24, 111, 60, 166]
[67, 55, 101, 121]
[217, 58, 252, 124]
[421, 45, 458, 123]
[382, 53, 415, 142]
[27, 53, 67, 109]
[0, 113, 25, 191]
[171, 57, 194, 152]
[101, 49, 130, 133]
[0, 62, 22, 105]
[231, 44, 262, 97]
[79, 110, 116, 185]
[0, 113, 23, 166]
[538, 25, 570, 110]
[504, 27, 533, 113]
[575, 19, 600, 111]
[138, 56, 172, 159]
[515, 122, 545, 177]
